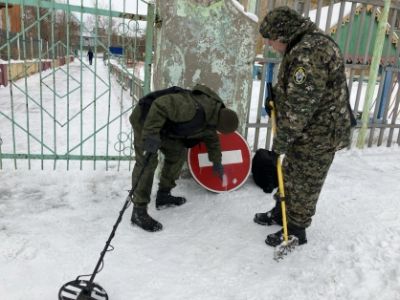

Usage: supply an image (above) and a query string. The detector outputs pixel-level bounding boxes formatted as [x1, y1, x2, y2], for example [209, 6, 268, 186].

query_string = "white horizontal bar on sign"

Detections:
[198, 150, 243, 168]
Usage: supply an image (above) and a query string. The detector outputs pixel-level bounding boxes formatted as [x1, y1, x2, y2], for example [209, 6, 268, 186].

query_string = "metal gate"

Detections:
[0, 0, 155, 170]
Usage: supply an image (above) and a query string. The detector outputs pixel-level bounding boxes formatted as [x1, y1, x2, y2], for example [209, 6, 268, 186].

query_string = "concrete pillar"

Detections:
[154, 0, 258, 134]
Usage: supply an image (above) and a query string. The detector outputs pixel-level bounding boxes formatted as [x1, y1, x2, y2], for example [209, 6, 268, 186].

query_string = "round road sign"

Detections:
[187, 131, 251, 193]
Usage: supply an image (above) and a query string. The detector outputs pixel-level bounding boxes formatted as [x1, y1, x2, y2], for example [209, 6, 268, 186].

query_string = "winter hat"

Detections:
[259, 6, 313, 43]
[217, 108, 239, 134]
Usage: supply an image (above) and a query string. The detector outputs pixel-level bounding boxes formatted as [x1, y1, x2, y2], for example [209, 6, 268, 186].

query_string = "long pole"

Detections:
[357, 0, 391, 148]
[87, 190, 134, 283]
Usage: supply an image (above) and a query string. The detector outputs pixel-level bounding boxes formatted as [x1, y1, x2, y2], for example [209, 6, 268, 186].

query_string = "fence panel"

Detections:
[249, 0, 400, 150]
[0, 0, 154, 170]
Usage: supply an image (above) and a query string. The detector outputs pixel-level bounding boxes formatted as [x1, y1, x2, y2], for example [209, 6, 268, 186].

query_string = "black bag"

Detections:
[251, 149, 278, 193]
[138, 86, 189, 122]
[139, 86, 206, 138]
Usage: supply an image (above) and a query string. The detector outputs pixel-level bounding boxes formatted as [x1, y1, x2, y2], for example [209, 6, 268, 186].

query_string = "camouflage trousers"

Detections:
[129, 106, 187, 206]
[282, 148, 335, 228]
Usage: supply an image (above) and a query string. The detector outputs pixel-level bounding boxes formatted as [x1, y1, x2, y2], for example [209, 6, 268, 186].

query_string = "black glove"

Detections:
[264, 82, 274, 118]
[212, 162, 224, 181]
[143, 135, 161, 154]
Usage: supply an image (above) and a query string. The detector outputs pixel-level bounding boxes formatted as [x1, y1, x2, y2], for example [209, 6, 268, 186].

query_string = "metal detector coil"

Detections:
[274, 236, 299, 261]
[58, 153, 153, 299]
[59, 280, 108, 300]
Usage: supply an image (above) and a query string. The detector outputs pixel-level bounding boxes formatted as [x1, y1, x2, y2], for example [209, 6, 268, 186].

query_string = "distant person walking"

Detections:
[87, 48, 94, 65]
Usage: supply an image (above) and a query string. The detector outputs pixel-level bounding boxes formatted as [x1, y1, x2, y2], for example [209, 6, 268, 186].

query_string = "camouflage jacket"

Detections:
[142, 84, 224, 163]
[273, 24, 352, 154]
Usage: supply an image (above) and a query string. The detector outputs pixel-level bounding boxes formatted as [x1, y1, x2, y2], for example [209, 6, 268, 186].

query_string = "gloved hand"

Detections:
[264, 82, 274, 118]
[143, 135, 161, 154]
[212, 162, 224, 181]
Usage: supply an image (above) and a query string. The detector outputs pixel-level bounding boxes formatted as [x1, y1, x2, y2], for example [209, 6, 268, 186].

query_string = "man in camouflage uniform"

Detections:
[254, 6, 355, 246]
[130, 84, 239, 232]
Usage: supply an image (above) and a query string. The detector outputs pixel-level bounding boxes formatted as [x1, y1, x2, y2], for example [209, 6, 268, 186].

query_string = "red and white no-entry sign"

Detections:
[187, 131, 251, 193]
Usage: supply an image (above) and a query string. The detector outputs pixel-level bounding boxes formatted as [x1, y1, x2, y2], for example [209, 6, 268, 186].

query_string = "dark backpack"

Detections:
[138, 86, 189, 122]
[251, 149, 278, 193]
[138, 86, 206, 148]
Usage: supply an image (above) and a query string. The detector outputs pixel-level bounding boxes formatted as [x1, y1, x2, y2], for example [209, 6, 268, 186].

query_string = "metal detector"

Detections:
[59, 153, 152, 300]
[268, 101, 299, 261]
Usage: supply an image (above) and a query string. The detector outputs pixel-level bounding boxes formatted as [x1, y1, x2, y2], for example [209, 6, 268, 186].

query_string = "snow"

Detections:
[1, 59, 400, 300]
[1, 148, 400, 299]
[57, 0, 149, 15]
[54, 0, 149, 35]
[0, 58, 133, 165]
[308, 2, 355, 31]
[231, 0, 259, 23]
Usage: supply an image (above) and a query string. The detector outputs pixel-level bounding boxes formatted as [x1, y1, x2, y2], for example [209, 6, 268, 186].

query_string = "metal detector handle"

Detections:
[270, 101, 277, 136]
[269, 102, 289, 244]
[276, 156, 289, 244]
[129, 152, 153, 196]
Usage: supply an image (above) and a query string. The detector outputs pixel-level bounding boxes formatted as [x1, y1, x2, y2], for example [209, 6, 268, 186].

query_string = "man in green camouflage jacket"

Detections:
[129, 84, 239, 232]
[254, 6, 355, 246]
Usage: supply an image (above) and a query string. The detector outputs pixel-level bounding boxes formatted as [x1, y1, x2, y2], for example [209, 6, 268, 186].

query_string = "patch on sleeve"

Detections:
[293, 67, 306, 85]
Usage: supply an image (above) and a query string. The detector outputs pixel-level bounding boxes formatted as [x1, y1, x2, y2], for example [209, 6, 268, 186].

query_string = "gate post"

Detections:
[154, 0, 258, 135]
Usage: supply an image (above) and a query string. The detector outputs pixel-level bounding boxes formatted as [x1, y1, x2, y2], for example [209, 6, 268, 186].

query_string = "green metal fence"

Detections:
[0, 0, 155, 170]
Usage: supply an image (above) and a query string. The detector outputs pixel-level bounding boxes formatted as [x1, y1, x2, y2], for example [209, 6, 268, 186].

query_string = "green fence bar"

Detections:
[20, 3, 32, 169]
[0, 0, 147, 20]
[144, 3, 154, 95]
[0, 153, 133, 161]
[357, 0, 391, 148]
[79, 0, 84, 170]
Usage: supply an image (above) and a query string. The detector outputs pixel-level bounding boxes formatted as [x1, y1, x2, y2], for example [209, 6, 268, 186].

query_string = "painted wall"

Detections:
[154, 0, 258, 134]
[0, 5, 21, 33]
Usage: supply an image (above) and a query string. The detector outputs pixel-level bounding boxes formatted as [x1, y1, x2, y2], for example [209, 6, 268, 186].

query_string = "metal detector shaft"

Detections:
[270, 103, 290, 244]
[86, 153, 152, 284]
[87, 190, 133, 283]
[59, 153, 154, 300]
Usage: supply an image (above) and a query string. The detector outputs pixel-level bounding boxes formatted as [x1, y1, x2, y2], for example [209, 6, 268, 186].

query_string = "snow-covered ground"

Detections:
[1, 56, 400, 299]
[1, 147, 400, 299]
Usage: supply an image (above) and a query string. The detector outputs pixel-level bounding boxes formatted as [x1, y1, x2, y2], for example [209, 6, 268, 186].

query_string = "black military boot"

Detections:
[253, 194, 282, 226]
[131, 205, 163, 232]
[265, 223, 307, 247]
[155, 189, 186, 210]
[253, 205, 283, 226]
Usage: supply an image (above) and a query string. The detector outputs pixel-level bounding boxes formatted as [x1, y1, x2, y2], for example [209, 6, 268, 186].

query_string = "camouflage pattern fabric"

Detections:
[260, 6, 352, 228]
[283, 148, 335, 227]
[129, 85, 225, 206]
[259, 6, 314, 43]
[273, 30, 351, 154]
